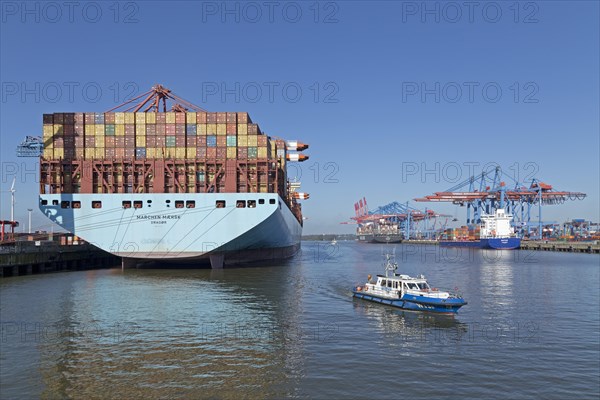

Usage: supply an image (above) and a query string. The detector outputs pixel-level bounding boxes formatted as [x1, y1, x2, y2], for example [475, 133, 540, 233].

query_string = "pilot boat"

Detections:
[352, 254, 467, 314]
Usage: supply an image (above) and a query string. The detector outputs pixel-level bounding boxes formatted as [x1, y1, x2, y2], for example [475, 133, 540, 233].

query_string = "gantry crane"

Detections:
[414, 166, 586, 239]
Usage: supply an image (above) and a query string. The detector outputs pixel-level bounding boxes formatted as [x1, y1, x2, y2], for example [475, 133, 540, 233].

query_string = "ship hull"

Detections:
[39, 193, 302, 267]
[357, 234, 402, 243]
[439, 238, 521, 249]
[352, 291, 466, 314]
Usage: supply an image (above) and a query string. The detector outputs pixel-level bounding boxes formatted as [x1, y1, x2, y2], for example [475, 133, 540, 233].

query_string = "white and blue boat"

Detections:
[352, 254, 467, 314]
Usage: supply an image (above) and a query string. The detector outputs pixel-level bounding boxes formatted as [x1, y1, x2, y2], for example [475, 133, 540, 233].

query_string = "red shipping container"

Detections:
[175, 125, 186, 135]
[63, 125, 74, 135]
[175, 113, 186, 123]
[156, 113, 166, 124]
[63, 137, 74, 148]
[166, 124, 176, 135]
[237, 112, 250, 124]
[74, 113, 84, 123]
[54, 113, 64, 124]
[75, 149, 84, 159]
[43, 114, 54, 124]
[197, 136, 207, 146]
[197, 147, 207, 158]
[146, 125, 156, 135]
[124, 137, 135, 148]
[84, 113, 95, 124]
[226, 124, 237, 134]
[54, 137, 64, 147]
[207, 147, 217, 158]
[156, 137, 166, 147]
[216, 112, 227, 123]
[197, 112, 207, 124]
[206, 112, 217, 123]
[175, 137, 186, 147]
[85, 136, 96, 147]
[216, 148, 226, 158]
[187, 137, 197, 147]
[248, 124, 258, 135]
[104, 113, 115, 124]
[115, 148, 125, 158]
[64, 113, 74, 124]
[226, 112, 237, 123]
[74, 137, 84, 147]
[238, 147, 248, 158]
[74, 124, 85, 135]
[124, 148, 135, 158]
[106, 148, 116, 157]
[105, 137, 116, 147]
[125, 124, 135, 135]
[258, 135, 267, 146]
[147, 136, 156, 147]
[156, 124, 166, 135]
[217, 136, 226, 147]
[116, 137, 125, 147]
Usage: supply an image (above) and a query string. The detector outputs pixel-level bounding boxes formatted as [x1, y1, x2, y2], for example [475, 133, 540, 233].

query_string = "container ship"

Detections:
[38, 85, 310, 268]
[439, 209, 521, 249]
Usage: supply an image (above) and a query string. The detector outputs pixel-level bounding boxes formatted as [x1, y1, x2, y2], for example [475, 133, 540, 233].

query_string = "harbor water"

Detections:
[1, 241, 599, 399]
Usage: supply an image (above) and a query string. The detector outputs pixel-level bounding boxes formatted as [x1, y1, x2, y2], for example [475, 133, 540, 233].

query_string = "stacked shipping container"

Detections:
[40, 112, 289, 197]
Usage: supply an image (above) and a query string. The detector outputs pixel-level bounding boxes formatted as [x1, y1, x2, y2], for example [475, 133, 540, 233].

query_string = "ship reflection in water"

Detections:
[33, 268, 307, 399]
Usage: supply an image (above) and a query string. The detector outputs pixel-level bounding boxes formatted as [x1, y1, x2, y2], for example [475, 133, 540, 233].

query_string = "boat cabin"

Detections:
[362, 273, 450, 300]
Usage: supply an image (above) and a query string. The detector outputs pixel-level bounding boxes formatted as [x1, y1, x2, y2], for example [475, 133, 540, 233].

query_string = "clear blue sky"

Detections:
[1, 1, 598, 234]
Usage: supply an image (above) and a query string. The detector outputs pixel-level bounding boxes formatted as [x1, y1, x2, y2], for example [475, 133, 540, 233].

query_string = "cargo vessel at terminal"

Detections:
[439, 209, 521, 249]
[38, 85, 309, 268]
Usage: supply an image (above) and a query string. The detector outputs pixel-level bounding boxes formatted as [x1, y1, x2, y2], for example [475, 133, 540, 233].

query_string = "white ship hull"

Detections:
[39, 193, 302, 267]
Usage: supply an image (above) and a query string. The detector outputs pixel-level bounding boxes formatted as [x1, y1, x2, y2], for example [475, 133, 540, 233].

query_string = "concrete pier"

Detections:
[0, 241, 120, 278]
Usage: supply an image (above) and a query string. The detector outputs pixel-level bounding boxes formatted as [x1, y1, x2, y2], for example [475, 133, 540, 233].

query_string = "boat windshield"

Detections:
[407, 283, 419, 290]
[417, 282, 429, 291]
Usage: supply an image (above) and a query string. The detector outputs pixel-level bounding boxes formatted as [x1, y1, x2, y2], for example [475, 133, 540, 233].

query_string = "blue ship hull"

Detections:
[352, 290, 467, 314]
[439, 238, 521, 249]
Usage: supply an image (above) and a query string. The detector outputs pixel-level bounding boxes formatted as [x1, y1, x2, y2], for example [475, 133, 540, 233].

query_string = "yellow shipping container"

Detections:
[257, 147, 268, 158]
[165, 148, 176, 158]
[227, 148, 237, 159]
[237, 124, 248, 135]
[95, 125, 105, 135]
[124, 113, 135, 124]
[217, 124, 226, 135]
[53, 125, 63, 135]
[237, 136, 248, 147]
[259, 185, 268, 193]
[115, 112, 125, 124]
[166, 112, 176, 123]
[248, 136, 258, 147]
[43, 148, 53, 158]
[135, 125, 145, 136]
[186, 148, 197, 158]
[85, 148, 95, 159]
[146, 148, 156, 158]
[186, 112, 196, 122]
[95, 135, 104, 146]
[137, 136, 146, 147]
[53, 148, 64, 159]
[197, 124, 207, 135]
[43, 125, 53, 137]
[85, 124, 95, 135]
[95, 148, 105, 158]
[135, 113, 146, 124]
[146, 113, 156, 124]
[116, 125, 125, 136]
[207, 124, 217, 135]
[175, 148, 186, 159]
